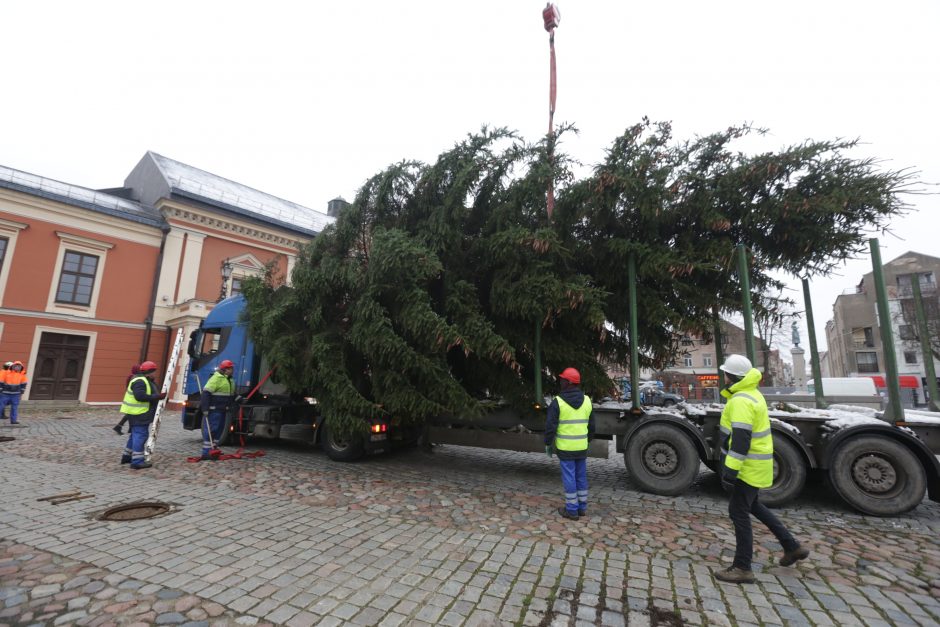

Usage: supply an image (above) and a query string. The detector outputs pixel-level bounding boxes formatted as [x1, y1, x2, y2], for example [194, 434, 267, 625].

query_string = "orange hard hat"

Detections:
[558, 367, 581, 385]
[139, 360, 158, 373]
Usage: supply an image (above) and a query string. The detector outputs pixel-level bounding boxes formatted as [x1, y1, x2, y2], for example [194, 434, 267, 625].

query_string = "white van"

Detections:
[807, 377, 878, 396]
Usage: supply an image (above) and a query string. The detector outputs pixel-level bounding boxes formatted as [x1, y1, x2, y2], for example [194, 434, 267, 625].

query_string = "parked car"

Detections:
[640, 389, 684, 407]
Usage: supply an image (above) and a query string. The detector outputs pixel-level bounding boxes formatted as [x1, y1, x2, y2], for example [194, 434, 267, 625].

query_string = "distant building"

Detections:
[0, 152, 334, 404]
[824, 251, 940, 404]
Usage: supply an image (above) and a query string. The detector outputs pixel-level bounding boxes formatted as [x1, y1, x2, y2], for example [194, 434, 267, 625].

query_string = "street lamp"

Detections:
[219, 259, 233, 302]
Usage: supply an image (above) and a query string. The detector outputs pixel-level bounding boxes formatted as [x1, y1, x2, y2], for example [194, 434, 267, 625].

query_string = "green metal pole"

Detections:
[870, 238, 904, 424]
[713, 305, 725, 401]
[628, 252, 641, 411]
[736, 243, 756, 364]
[802, 278, 827, 409]
[910, 275, 940, 412]
[534, 320, 543, 404]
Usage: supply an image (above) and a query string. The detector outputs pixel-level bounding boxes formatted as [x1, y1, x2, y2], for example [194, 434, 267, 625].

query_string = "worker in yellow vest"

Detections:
[544, 367, 594, 520]
[714, 354, 809, 584]
[119, 360, 166, 469]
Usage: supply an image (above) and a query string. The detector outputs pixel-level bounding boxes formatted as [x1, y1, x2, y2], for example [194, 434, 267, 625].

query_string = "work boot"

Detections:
[578, 509, 586, 518]
[130, 461, 153, 470]
[557, 507, 579, 521]
[714, 566, 756, 584]
[120, 456, 131, 464]
[779, 545, 810, 567]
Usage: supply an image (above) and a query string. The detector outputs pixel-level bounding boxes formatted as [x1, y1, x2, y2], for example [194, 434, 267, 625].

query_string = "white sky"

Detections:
[2, 1, 937, 356]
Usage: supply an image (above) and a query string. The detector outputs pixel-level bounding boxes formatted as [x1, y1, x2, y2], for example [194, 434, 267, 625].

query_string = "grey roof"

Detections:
[132, 152, 333, 236]
[0, 164, 162, 227]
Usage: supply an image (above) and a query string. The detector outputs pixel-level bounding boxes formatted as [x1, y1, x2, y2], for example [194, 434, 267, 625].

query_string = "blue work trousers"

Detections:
[122, 424, 149, 467]
[202, 410, 226, 454]
[0, 393, 21, 423]
[560, 458, 588, 515]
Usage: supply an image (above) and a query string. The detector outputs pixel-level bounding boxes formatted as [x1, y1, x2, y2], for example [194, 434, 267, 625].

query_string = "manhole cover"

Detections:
[0, 436, 15, 442]
[98, 502, 171, 521]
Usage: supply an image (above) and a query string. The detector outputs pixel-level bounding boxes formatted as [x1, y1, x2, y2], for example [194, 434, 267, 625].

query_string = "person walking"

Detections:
[0, 361, 28, 425]
[119, 360, 165, 469]
[199, 359, 235, 460]
[113, 363, 141, 435]
[0, 362, 11, 420]
[544, 367, 594, 520]
[714, 354, 809, 584]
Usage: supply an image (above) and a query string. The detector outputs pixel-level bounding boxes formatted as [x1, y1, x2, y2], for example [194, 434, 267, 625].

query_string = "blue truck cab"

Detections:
[181, 294, 391, 459]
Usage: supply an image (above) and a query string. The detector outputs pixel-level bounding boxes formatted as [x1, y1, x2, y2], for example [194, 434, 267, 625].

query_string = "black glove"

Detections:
[545, 445, 553, 458]
[194, 408, 204, 422]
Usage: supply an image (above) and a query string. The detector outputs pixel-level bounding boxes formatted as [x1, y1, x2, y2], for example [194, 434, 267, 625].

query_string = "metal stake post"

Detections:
[910, 275, 940, 412]
[870, 239, 904, 423]
[802, 278, 827, 409]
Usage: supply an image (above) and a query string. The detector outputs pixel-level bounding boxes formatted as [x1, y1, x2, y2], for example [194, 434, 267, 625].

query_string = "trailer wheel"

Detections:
[760, 436, 807, 508]
[322, 420, 365, 462]
[829, 436, 926, 516]
[624, 424, 699, 496]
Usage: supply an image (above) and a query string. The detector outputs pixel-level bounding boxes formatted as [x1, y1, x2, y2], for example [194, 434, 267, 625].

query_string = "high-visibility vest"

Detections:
[120, 376, 153, 415]
[720, 371, 773, 488]
[554, 395, 592, 452]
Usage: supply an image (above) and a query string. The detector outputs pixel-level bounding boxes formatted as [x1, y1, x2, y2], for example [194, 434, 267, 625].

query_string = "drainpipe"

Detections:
[140, 224, 172, 361]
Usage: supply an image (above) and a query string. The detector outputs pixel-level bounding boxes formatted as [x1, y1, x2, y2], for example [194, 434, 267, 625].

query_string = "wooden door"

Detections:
[30, 333, 89, 400]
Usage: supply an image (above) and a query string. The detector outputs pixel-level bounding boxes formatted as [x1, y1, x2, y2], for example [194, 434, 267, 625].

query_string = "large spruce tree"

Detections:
[242, 121, 912, 436]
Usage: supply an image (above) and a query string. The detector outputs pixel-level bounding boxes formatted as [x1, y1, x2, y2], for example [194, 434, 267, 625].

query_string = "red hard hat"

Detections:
[219, 359, 235, 369]
[139, 360, 158, 372]
[558, 367, 580, 385]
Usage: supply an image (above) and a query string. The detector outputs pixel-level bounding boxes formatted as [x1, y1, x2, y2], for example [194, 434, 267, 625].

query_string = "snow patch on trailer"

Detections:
[770, 418, 802, 436]
[902, 410, 940, 425]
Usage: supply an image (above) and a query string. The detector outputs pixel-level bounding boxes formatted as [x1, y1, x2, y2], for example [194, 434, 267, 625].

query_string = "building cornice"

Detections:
[159, 201, 308, 251]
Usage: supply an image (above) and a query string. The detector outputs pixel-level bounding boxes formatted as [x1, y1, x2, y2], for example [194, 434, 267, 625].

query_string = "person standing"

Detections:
[199, 359, 235, 460]
[714, 354, 809, 584]
[0, 362, 11, 420]
[0, 361, 28, 425]
[119, 360, 165, 469]
[544, 367, 594, 520]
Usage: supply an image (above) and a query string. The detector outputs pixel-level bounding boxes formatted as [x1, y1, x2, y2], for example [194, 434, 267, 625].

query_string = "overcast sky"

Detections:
[2, 1, 937, 357]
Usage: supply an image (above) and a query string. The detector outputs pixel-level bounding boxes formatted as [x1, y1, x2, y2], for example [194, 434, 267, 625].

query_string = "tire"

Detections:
[624, 423, 699, 496]
[322, 419, 365, 462]
[662, 400, 676, 407]
[828, 435, 927, 516]
[760, 436, 807, 508]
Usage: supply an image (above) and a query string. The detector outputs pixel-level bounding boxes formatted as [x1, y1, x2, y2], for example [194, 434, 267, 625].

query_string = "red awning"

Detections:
[866, 375, 919, 388]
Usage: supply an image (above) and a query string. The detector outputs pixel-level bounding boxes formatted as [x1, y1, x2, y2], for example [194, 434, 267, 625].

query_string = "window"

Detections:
[55, 251, 99, 306]
[899, 324, 915, 340]
[683, 356, 693, 367]
[703, 354, 713, 367]
[856, 351, 879, 373]
[0, 236, 7, 271]
[230, 277, 242, 295]
[904, 351, 918, 365]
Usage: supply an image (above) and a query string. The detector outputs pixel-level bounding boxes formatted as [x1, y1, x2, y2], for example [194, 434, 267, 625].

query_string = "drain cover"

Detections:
[0, 436, 15, 442]
[99, 502, 171, 521]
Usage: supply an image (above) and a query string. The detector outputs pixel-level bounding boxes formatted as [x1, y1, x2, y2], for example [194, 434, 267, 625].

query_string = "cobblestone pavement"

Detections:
[1, 407, 939, 627]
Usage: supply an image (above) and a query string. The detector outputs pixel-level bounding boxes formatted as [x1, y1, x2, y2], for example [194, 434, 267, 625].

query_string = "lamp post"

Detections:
[219, 259, 233, 302]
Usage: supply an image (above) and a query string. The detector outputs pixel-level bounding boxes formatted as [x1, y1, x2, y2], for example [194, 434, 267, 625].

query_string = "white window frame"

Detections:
[683, 356, 693, 367]
[46, 231, 113, 318]
[703, 354, 713, 367]
[0, 218, 28, 306]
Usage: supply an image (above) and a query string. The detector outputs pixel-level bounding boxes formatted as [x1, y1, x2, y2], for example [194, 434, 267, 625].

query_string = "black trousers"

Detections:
[728, 479, 798, 570]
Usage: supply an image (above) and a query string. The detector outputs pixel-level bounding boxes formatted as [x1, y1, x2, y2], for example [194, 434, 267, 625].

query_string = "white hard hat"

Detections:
[719, 354, 752, 377]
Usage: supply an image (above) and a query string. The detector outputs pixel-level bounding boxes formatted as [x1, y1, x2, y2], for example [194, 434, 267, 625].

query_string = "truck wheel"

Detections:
[828, 436, 926, 516]
[662, 400, 676, 407]
[760, 436, 807, 508]
[322, 420, 365, 462]
[625, 424, 699, 496]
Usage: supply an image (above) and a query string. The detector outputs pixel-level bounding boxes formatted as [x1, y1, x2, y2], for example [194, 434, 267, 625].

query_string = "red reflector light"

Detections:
[371, 424, 388, 433]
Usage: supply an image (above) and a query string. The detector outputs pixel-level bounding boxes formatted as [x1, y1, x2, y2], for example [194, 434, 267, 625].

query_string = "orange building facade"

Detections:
[0, 152, 333, 406]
